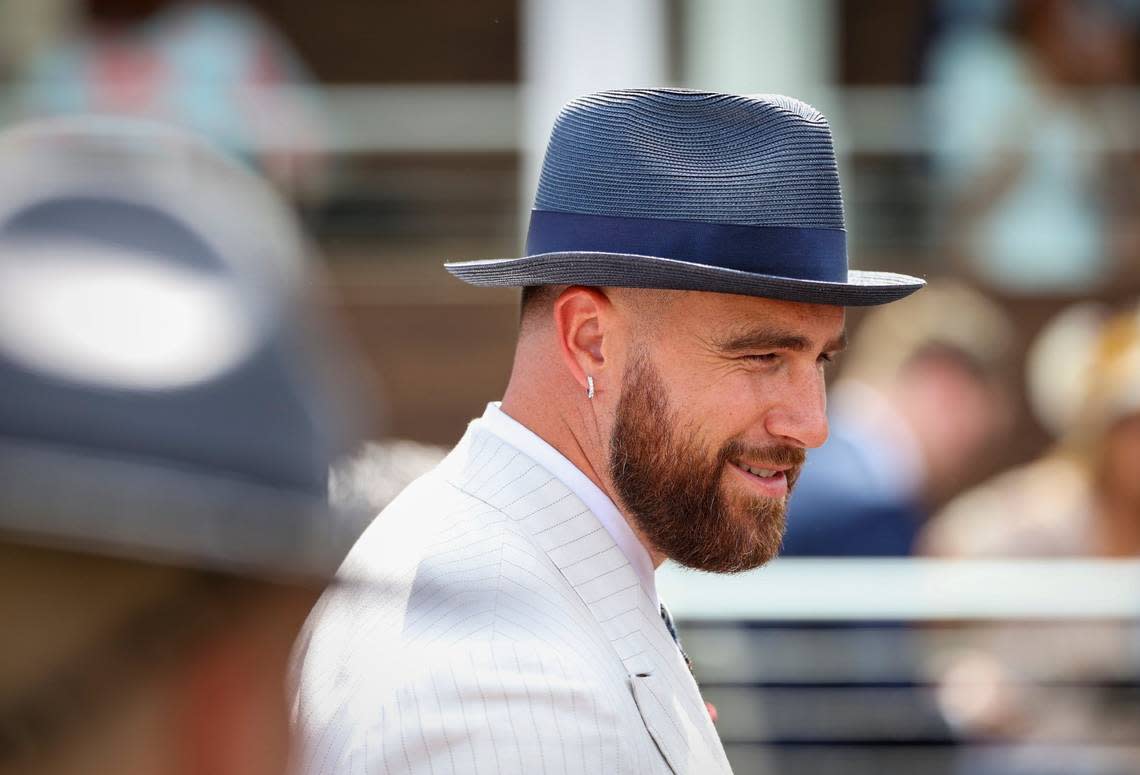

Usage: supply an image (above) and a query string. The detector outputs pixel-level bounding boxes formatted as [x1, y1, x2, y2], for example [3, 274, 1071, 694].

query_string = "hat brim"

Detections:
[0, 439, 365, 585]
[445, 251, 924, 307]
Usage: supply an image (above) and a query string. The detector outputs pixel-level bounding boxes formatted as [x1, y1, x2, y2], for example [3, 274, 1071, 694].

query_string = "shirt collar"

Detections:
[476, 402, 658, 603]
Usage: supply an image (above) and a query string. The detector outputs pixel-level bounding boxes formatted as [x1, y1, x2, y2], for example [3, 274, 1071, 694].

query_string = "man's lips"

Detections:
[728, 459, 792, 497]
[733, 460, 791, 478]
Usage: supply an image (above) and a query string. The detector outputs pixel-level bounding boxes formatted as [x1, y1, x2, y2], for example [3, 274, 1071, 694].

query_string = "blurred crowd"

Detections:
[928, 0, 1140, 294]
[2, 0, 328, 196]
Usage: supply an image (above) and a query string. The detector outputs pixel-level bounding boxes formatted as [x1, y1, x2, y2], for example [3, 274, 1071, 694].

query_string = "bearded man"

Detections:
[295, 88, 924, 775]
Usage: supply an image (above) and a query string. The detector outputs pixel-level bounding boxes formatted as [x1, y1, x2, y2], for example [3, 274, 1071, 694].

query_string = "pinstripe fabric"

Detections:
[295, 420, 733, 774]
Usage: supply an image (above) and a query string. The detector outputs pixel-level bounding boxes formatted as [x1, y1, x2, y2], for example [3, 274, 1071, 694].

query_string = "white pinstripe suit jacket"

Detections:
[295, 419, 733, 774]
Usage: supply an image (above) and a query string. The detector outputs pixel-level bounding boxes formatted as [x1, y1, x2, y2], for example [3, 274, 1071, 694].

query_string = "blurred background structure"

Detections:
[1, 1, 1139, 773]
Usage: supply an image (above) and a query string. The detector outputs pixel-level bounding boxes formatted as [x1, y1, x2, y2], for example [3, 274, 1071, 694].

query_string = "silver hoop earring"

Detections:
[586, 376, 595, 400]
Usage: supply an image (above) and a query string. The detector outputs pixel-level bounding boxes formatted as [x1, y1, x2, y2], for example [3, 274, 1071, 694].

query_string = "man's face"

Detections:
[605, 291, 845, 573]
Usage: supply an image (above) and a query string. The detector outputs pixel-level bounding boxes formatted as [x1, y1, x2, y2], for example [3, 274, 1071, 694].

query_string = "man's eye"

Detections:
[745, 353, 779, 363]
[818, 352, 835, 364]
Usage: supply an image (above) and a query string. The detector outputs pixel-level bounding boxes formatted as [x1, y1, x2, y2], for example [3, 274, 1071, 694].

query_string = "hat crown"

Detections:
[446, 88, 924, 307]
[0, 118, 347, 496]
[534, 88, 845, 229]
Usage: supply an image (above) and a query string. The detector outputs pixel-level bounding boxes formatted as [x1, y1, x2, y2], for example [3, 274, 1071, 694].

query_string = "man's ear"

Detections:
[551, 286, 612, 398]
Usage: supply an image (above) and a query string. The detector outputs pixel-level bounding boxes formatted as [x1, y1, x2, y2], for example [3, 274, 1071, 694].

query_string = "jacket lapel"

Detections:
[444, 424, 732, 774]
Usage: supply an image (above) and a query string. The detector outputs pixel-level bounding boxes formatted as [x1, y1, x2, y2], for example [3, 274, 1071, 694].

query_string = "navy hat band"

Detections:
[525, 209, 848, 283]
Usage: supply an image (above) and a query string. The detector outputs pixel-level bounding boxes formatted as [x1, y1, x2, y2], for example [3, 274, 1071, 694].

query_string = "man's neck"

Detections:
[499, 387, 667, 569]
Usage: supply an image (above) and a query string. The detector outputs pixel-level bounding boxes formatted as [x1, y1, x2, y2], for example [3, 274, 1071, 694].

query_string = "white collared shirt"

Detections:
[477, 402, 659, 604]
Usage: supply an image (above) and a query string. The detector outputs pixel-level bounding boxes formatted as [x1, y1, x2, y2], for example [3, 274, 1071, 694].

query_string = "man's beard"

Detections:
[608, 354, 805, 573]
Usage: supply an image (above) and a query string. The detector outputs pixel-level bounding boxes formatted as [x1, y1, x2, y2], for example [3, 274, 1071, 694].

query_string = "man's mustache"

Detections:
[720, 440, 807, 490]
[721, 439, 807, 469]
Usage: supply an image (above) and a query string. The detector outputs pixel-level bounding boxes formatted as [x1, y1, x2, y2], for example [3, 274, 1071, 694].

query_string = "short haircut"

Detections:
[519, 285, 556, 323]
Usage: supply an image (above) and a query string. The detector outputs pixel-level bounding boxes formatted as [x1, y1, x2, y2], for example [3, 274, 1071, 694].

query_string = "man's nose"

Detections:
[764, 370, 829, 449]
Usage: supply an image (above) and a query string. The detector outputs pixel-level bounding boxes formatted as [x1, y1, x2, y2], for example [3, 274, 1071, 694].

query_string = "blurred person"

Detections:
[13, 0, 327, 198]
[0, 116, 359, 773]
[921, 303, 1140, 775]
[294, 89, 926, 774]
[782, 281, 1014, 556]
[927, 0, 1139, 294]
[925, 302, 1140, 557]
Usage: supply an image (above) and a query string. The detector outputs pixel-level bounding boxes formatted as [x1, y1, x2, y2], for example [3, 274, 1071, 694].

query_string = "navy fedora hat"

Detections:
[446, 88, 924, 306]
[0, 116, 365, 582]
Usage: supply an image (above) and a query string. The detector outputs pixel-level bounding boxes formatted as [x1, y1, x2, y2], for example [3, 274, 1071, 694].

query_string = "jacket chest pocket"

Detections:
[629, 670, 729, 775]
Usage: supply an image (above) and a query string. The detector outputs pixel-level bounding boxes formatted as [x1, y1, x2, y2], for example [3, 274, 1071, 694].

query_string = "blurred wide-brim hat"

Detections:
[0, 117, 364, 584]
[446, 88, 924, 306]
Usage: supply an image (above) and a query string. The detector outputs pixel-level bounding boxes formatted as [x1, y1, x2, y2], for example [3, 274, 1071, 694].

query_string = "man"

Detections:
[0, 117, 359, 774]
[296, 88, 924, 774]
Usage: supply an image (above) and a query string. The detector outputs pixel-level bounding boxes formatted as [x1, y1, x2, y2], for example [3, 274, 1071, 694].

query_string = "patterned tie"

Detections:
[661, 601, 719, 723]
[660, 601, 694, 673]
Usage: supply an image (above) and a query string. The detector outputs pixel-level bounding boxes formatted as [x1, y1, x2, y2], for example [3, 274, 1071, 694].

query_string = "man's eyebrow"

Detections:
[714, 328, 848, 354]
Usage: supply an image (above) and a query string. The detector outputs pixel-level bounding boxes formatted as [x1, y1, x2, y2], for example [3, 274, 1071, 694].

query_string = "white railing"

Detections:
[658, 558, 1140, 621]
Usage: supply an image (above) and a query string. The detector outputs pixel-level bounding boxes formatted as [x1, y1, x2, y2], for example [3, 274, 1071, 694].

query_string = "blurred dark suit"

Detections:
[782, 404, 924, 557]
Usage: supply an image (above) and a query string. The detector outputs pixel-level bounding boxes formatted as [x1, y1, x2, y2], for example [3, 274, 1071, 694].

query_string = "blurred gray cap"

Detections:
[0, 116, 363, 583]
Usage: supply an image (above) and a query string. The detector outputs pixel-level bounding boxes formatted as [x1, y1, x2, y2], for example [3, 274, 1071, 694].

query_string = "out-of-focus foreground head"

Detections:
[0, 117, 361, 774]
